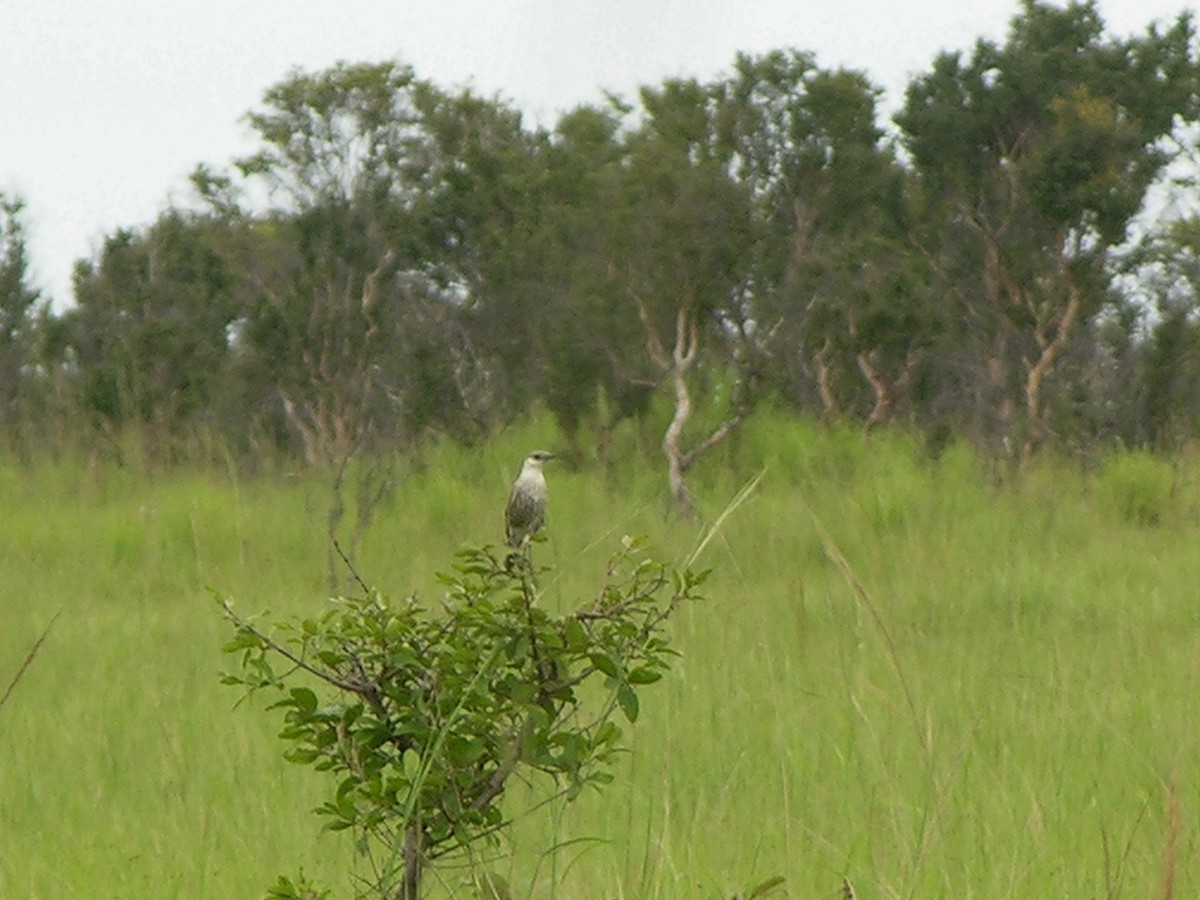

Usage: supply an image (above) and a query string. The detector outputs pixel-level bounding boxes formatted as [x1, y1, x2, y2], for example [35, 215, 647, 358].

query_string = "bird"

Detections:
[505, 450, 555, 549]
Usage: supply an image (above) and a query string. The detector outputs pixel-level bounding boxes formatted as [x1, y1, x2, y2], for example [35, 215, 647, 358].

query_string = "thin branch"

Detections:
[224, 604, 370, 695]
[332, 535, 372, 595]
[0, 612, 60, 711]
[633, 294, 670, 370]
[468, 720, 530, 813]
[361, 248, 397, 345]
[679, 414, 743, 471]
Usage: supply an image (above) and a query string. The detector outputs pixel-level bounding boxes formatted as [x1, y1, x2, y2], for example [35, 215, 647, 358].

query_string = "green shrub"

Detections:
[1096, 451, 1177, 526]
[222, 537, 707, 899]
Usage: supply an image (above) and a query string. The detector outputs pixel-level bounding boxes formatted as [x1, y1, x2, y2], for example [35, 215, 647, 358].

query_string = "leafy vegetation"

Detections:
[1, 420, 1197, 897]
[222, 539, 707, 898]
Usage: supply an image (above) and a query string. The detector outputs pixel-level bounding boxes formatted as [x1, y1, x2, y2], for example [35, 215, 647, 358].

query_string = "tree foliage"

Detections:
[65, 211, 236, 441]
[190, 62, 520, 461]
[11, 2, 1200, 480]
[898, 0, 1200, 460]
[0, 193, 41, 429]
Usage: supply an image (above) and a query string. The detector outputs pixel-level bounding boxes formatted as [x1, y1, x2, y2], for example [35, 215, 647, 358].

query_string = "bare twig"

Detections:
[332, 535, 372, 595]
[0, 612, 60, 711]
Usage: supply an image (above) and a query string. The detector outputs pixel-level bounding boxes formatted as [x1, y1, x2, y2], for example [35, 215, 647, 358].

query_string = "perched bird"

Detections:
[505, 450, 554, 548]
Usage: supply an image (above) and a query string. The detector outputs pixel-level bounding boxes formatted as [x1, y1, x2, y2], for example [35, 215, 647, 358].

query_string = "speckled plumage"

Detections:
[505, 450, 554, 547]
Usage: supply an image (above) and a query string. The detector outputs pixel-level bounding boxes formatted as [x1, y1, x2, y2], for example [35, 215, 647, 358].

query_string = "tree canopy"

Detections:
[9, 1, 1200, 482]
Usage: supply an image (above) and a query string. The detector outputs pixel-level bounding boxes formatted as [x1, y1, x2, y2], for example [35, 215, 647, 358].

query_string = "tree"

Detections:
[214, 61, 416, 465]
[223, 538, 706, 899]
[194, 61, 494, 465]
[1130, 216, 1200, 447]
[897, 0, 1200, 463]
[0, 193, 42, 430]
[65, 211, 237, 448]
[711, 52, 937, 431]
[609, 79, 756, 517]
[532, 104, 659, 463]
[408, 83, 552, 421]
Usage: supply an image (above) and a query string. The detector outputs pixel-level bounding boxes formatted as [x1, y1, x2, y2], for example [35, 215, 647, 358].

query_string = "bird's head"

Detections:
[523, 450, 555, 469]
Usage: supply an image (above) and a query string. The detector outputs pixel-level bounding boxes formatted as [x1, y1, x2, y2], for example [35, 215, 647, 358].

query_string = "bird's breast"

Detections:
[516, 472, 547, 497]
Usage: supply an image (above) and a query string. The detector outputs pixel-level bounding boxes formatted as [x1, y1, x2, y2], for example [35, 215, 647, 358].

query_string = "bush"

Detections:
[1096, 451, 1177, 526]
[221, 537, 707, 899]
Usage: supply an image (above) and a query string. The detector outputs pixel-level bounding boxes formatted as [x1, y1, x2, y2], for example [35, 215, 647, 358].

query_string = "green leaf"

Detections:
[283, 747, 319, 765]
[593, 720, 622, 748]
[589, 653, 620, 678]
[563, 617, 587, 649]
[315, 649, 342, 667]
[616, 684, 639, 723]
[221, 630, 263, 653]
[290, 687, 318, 714]
[559, 732, 589, 769]
[336, 790, 357, 821]
[627, 666, 662, 685]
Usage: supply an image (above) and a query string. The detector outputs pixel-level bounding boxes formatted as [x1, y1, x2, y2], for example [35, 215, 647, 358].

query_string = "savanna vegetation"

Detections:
[4, 1, 1200, 897]
[2, 420, 1199, 898]
[1, 2, 1200, 493]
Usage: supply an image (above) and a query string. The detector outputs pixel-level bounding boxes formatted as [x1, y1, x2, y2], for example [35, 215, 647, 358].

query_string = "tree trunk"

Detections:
[280, 249, 395, 468]
[856, 347, 922, 436]
[397, 823, 423, 900]
[663, 359, 696, 518]
[856, 349, 892, 434]
[810, 336, 840, 422]
[634, 298, 742, 519]
[979, 234, 1021, 459]
[1019, 281, 1082, 467]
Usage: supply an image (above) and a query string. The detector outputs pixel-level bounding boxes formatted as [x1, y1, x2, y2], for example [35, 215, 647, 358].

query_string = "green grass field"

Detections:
[2, 418, 1197, 898]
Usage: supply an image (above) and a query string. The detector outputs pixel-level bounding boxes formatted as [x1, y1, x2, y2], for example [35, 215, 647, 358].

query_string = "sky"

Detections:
[2, 0, 1192, 308]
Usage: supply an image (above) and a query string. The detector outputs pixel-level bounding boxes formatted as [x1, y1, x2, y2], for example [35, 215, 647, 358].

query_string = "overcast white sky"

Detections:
[1, 0, 1191, 307]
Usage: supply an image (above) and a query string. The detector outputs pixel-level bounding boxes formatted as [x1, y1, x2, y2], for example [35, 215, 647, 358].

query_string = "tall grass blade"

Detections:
[685, 468, 765, 568]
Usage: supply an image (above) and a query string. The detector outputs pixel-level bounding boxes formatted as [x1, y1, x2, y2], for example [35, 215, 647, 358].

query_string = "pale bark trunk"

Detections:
[981, 235, 1016, 458]
[663, 361, 695, 518]
[810, 336, 840, 422]
[1019, 282, 1082, 467]
[856, 349, 892, 434]
[856, 347, 922, 435]
[635, 298, 741, 518]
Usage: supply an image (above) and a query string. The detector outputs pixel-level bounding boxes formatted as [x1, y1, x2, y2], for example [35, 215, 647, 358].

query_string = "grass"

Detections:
[1, 417, 1197, 898]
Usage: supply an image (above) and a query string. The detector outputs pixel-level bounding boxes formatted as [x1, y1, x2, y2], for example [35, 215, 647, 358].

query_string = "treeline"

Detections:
[5, 1, 1200, 488]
